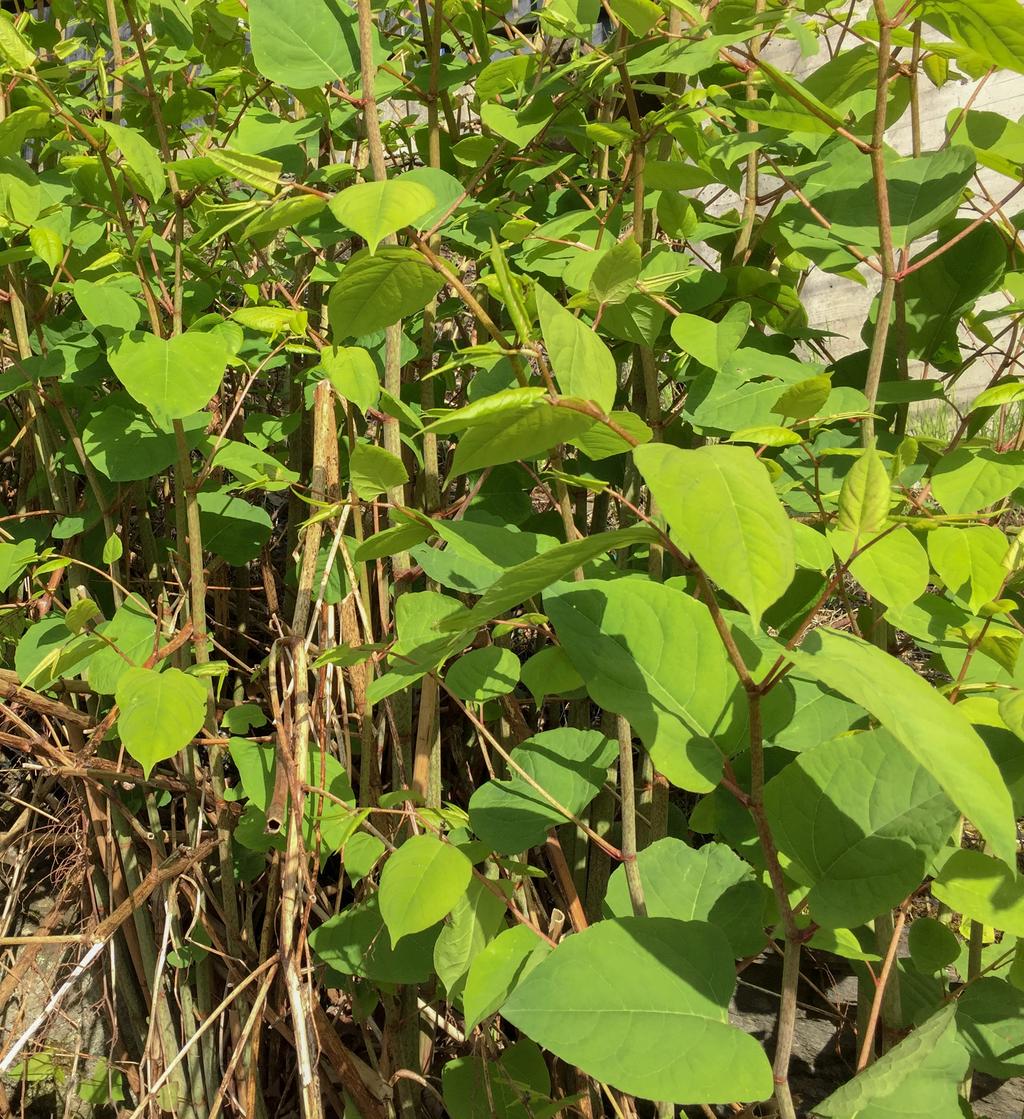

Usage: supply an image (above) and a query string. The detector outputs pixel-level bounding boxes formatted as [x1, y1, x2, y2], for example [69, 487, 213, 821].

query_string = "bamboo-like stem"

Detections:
[862, 3, 897, 445]
[772, 938, 801, 1119]
[615, 716, 647, 918]
[733, 0, 766, 264]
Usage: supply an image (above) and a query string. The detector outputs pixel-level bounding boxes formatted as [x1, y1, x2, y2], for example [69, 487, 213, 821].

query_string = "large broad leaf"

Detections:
[87, 595, 159, 695]
[320, 346, 380, 413]
[815, 1005, 968, 1119]
[442, 1041, 552, 1119]
[634, 443, 795, 624]
[922, 0, 1024, 76]
[930, 448, 1024, 515]
[228, 738, 358, 857]
[329, 178, 438, 254]
[931, 849, 1024, 936]
[544, 579, 734, 791]
[99, 121, 166, 203]
[955, 977, 1024, 1078]
[349, 443, 408, 500]
[670, 302, 750, 372]
[115, 667, 206, 777]
[449, 399, 595, 477]
[108, 332, 228, 428]
[535, 284, 616, 412]
[379, 834, 473, 944]
[502, 917, 773, 1104]
[796, 146, 975, 251]
[433, 876, 507, 1002]
[329, 247, 444, 338]
[791, 628, 1017, 864]
[83, 401, 207, 482]
[462, 925, 552, 1032]
[309, 895, 439, 984]
[836, 447, 891, 537]
[248, 0, 371, 87]
[927, 524, 1007, 612]
[469, 728, 616, 853]
[74, 279, 140, 336]
[603, 838, 767, 957]
[439, 526, 656, 632]
[830, 527, 928, 611]
[898, 222, 1006, 370]
[0, 539, 33, 592]
[196, 488, 273, 566]
[765, 729, 959, 928]
[445, 646, 520, 701]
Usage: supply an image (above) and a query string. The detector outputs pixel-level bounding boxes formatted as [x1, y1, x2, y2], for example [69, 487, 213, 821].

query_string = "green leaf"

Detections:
[535, 285, 616, 412]
[439, 526, 657, 633]
[433, 876, 507, 1001]
[329, 247, 445, 339]
[837, 447, 890, 537]
[831, 527, 929, 611]
[0, 106, 47, 157]
[502, 917, 773, 1104]
[349, 442, 408, 500]
[379, 834, 473, 944]
[931, 448, 1024, 515]
[243, 194, 326, 239]
[196, 488, 273, 566]
[792, 627, 1017, 865]
[765, 729, 958, 928]
[606, 0, 662, 36]
[670, 302, 750, 372]
[450, 399, 596, 477]
[588, 238, 641, 305]
[0, 11, 35, 69]
[922, 0, 1024, 76]
[0, 539, 34, 592]
[797, 146, 975, 252]
[604, 838, 767, 957]
[907, 917, 960, 973]
[99, 121, 166, 204]
[28, 225, 61, 271]
[74, 280, 141, 336]
[469, 728, 616, 853]
[83, 403, 206, 482]
[87, 595, 158, 695]
[424, 388, 548, 435]
[442, 1041, 552, 1119]
[729, 424, 802, 447]
[329, 178, 437, 254]
[520, 645, 584, 705]
[971, 380, 1024, 412]
[815, 1005, 968, 1119]
[955, 977, 1024, 1077]
[108, 332, 227, 428]
[320, 346, 380, 413]
[773, 375, 831, 421]
[115, 667, 206, 777]
[932, 849, 1024, 936]
[544, 579, 732, 791]
[247, 0, 368, 87]
[64, 598, 100, 634]
[634, 443, 795, 624]
[207, 148, 282, 194]
[463, 925, 552, 1032]
[231, 305, 306, 335]
[310, 895, 439, 984]
[445, 646, 520, 701]
[928, 524, 1007, 612]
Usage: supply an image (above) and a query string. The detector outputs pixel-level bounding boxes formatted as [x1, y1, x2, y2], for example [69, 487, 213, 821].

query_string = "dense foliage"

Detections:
[0, 0, 1023, 1116]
